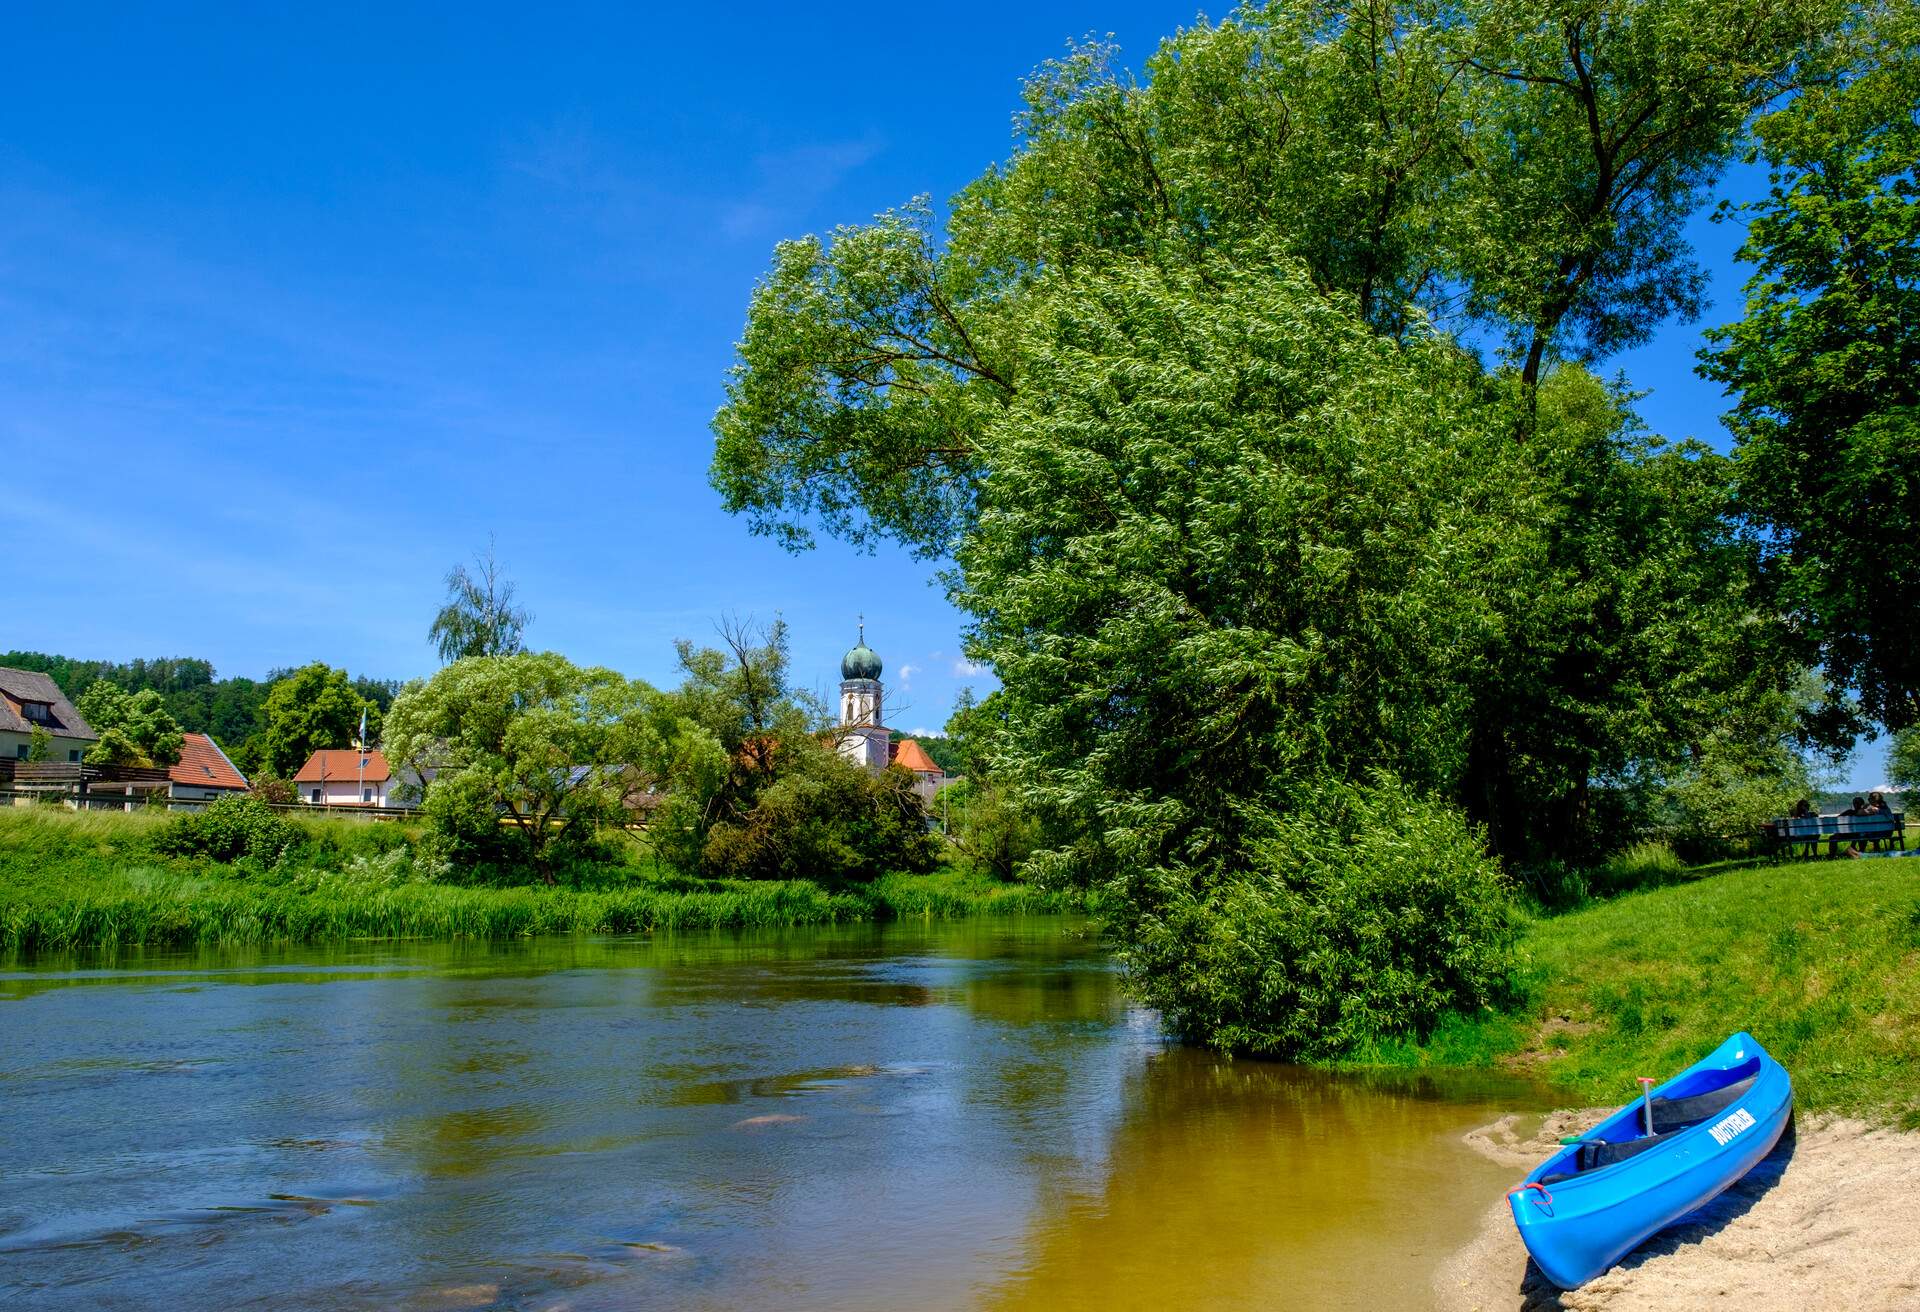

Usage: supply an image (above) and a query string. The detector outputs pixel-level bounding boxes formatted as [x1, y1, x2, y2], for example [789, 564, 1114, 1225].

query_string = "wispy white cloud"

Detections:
[717, 137, 885, 241]
[952, 659, 986, 677]
[498, 118, 885, 263]
[896, 661, 920, 689]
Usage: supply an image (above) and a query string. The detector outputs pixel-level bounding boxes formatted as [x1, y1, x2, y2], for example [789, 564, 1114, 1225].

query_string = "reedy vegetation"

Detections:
[0, 806, 1083, 953]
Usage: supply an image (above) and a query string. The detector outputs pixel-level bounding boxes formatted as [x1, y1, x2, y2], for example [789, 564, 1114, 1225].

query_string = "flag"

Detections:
[359, 705, 368, 749]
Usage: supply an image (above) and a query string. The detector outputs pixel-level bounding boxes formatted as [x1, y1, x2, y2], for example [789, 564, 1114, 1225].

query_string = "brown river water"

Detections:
[0, 918, 1554, 1310]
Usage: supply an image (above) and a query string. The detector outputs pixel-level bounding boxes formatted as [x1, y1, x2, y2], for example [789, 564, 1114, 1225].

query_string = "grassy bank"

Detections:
[0, 806, 1088, 952]
[1367, 853, 1920, 1124]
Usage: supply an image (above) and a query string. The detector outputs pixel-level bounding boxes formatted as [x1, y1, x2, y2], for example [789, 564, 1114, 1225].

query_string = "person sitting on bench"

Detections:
[1865, 792, 1898, 852]
[1831, 796, 1868, 858]
[1784, 798, 1817, 857]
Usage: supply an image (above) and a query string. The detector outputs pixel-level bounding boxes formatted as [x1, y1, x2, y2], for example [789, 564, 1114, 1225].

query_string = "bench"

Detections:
[1761, 812, 1906, 859]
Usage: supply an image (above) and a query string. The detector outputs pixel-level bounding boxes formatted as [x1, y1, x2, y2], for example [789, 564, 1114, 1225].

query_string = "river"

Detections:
[0, 918, 1550, 1310]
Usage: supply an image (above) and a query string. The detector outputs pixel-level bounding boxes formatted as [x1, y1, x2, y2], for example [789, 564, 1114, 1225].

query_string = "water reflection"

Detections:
[0, 920, 1551, 1310]
[981, 1054, 1535, 1312]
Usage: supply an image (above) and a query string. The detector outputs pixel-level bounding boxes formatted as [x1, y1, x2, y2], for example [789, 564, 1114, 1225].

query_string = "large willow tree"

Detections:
[714, 0, 1847, 555]
[710, 0, 1875, 1052]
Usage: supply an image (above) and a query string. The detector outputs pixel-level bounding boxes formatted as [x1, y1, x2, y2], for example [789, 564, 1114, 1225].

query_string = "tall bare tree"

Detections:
[428, 536, 532, 663]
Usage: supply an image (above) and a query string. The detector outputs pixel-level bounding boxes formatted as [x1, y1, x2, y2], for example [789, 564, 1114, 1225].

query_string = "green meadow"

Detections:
[1368, 852, 1920, 1123]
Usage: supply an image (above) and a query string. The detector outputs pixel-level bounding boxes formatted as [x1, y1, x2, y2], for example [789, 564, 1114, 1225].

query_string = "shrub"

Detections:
[702, 758, 939, 882]
[1106, 774, 1519, 1059]
[152, 795, 299, 866]
[1655, 732, 1816, 862]
[248, 774, 296, 806]
[642, 794, 709, 876]
[943, 778, 1043, 879]
[419, 770, 531, 879]
[288, 847, 446, 892]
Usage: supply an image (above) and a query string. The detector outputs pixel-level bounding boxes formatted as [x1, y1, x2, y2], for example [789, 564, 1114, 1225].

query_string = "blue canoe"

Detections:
[1508, 1031, 1792, 1289]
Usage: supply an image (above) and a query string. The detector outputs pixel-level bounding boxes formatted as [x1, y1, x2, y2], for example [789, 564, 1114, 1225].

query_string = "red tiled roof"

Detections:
[892, 739, 942, 775]
[293, 749, 391, 783]
[169, 732, 249, 790]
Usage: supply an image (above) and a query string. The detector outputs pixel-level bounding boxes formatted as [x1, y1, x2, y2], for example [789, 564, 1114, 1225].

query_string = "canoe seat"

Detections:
[1542, 1074, 1761, 1181]
[1578, 1131, 1674, 1172]
[1648, 1074, 1756, 1134]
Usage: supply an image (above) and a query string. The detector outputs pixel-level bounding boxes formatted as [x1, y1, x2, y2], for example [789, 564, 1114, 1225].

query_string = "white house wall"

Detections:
[301, 780, 392, 807]
[0, 730, 89, 763]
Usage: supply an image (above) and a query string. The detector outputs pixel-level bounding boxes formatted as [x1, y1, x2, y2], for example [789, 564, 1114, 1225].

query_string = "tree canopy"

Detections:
[381, 630, 938, 885]
[255, 663, 382, 778]
[643, 617, 938, 881]
[75, 681, 185, 768]
[1889, 728, 1920, 794]
[708, 0, 1892, 1054]
[1702, 3, 1920, 729]
[384, 652, 658, 881]
[713, 0, 1848, 559]
[428, 539, 533, 663]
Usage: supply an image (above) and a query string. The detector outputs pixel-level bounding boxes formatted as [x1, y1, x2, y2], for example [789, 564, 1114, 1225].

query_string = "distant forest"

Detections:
[1, 651, 399, 757]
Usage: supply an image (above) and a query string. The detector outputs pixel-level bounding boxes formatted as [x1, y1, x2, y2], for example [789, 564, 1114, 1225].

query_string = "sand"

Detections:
[1435, 1109, 1920, 1311]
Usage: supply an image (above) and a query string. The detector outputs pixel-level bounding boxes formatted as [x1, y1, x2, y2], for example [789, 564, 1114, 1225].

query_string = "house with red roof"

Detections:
[294, 748, 394, 807]
[168, 732, 248, 804]
[889, 737, 947, 804]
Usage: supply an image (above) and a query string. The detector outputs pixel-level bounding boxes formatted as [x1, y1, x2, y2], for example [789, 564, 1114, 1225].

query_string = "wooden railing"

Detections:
[0, 786, 425, 819]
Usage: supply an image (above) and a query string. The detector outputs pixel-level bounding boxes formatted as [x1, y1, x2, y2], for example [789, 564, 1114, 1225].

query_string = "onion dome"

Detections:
[841, 621, 882, 681]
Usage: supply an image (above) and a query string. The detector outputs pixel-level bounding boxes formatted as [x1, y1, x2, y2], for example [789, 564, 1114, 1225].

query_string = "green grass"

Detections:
[0, 806, 1090, 952]
[1364, 854, 1920, 1124]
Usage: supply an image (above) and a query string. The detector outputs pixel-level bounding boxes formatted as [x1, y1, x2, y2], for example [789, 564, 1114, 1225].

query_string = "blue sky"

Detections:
[0, 4, 1890, 785]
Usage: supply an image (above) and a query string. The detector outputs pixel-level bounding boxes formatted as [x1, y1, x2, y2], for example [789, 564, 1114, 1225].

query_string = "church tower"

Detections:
[837, 619, 890, 771]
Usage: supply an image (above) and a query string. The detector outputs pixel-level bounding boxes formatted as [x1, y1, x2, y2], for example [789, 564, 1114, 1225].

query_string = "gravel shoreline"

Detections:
[1434, 1108, 1920, 1311]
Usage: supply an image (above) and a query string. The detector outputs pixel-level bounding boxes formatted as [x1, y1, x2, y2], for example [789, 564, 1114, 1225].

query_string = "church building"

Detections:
[837, 622, 948, 806]
[836, 621, 891, 771]
[835, 622, 950, 803]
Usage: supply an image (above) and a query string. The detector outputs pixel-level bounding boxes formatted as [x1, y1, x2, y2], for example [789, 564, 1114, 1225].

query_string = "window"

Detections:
[362, 787, 373, 803]
[21, 701, 52, 724]
[311, 787, 322, 803]
[68, 749, 81, 762]
[13, 744, 25, 759]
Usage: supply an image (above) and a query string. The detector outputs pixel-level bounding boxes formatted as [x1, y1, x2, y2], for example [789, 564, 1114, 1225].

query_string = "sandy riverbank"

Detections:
[1435, 1108, 1920, 1311]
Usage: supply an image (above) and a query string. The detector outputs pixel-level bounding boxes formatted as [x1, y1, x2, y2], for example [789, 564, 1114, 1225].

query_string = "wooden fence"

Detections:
[0, 786, 425, 820]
